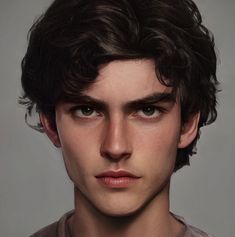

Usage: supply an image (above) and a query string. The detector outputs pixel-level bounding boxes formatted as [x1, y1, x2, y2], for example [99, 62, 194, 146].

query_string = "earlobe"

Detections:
[40, 113, 61, 147]
[178, 113, 200, 148]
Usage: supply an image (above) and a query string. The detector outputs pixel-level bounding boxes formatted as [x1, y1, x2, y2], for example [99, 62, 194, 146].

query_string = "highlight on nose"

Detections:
[100, 119, 132, 161]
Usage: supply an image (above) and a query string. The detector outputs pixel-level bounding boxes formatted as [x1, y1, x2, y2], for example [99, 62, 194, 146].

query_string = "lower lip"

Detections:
[97, 177, 139, 188]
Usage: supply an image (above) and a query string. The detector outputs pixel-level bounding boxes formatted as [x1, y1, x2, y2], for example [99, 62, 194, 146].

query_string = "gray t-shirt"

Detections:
[30, 211, 215, 237]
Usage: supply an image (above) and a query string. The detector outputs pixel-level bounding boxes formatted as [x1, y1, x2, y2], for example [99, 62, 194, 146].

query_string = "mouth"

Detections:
[95, 170, 140, 188]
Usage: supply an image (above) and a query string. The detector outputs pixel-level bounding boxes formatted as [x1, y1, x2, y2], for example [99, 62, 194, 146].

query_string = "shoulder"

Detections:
[172, 213, 216, 237]
[185, 224, 216, 237]
[29, 221, 58, 237]
[29, 211, 74, 237]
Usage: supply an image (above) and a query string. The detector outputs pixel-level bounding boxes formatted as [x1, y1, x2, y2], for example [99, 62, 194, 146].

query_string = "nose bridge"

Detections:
[100, 114, 131, 160]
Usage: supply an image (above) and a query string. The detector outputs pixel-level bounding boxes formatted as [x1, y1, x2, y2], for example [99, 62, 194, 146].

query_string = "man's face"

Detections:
[50, 59, 194, 216]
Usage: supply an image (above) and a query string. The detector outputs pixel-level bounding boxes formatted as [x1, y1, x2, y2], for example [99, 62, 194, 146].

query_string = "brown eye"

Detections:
[136, 106, 161, 118]
[73, 106, 99, 118]
[80, 106, 94, 116]
[142, 106, 156, 116]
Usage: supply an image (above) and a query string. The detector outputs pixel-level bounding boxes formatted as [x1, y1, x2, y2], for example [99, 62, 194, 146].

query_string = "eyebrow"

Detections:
[70, 91, 176, 111]
[125, 92, 176, 108]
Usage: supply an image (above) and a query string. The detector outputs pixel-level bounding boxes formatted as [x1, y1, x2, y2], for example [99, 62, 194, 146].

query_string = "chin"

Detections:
[103, 208, 139, 217]
[94, 198, 146, 218]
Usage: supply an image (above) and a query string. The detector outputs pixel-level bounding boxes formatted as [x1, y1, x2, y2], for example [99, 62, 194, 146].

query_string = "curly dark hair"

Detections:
[19, 0, 219, 171]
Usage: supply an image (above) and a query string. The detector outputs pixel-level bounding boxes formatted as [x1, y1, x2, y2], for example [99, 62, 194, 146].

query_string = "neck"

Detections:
[69, 182, 185, 237]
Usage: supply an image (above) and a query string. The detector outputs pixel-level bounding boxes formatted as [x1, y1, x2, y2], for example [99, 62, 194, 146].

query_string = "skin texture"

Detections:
[41, 59, 199, 237]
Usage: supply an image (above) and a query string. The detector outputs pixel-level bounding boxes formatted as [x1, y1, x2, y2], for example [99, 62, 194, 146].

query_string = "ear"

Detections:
[40, 113, 61, 147]
[178, 113, 200, 148]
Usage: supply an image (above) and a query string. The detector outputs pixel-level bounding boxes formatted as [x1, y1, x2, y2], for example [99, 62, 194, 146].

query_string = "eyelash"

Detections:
[70, 105, 167, 119]
[134, 105, 167, 119]
[70, 105, 101, 118]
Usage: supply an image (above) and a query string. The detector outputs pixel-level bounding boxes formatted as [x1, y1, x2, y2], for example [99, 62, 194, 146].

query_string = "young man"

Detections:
[20, 0, 218, 236]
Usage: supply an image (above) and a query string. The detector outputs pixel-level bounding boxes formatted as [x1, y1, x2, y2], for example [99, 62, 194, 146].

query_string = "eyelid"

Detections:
[130, 103, 168, 113]
[130, 104, 167, 118]
[68, 102, 169, 118]
[69, 103, 101, 111]
[69, 104, 102, 118]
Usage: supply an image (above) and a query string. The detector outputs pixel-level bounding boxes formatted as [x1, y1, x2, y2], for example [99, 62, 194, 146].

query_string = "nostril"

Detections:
[100, 150, 131, 161]
[100, 135, 132, 161]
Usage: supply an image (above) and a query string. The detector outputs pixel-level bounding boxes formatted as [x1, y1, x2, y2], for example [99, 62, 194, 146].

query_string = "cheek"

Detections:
[57, 126, 99, 183]
[132, 120, 181, 168]
[58, 119, 100, 158]
[135, 122, 180, 151]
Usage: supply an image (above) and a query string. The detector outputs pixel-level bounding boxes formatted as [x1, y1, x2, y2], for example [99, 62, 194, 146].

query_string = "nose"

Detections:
[100, 116, 132, 161]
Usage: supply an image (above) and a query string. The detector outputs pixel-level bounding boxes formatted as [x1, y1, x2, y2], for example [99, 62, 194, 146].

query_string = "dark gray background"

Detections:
[0, 0, 234, 236]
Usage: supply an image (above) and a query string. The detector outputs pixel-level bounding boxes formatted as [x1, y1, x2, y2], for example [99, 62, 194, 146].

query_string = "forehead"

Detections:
[83, 59, 172, 102]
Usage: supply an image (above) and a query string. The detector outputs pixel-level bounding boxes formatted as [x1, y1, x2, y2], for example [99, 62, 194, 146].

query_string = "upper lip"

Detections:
[95, 170, 140, 178]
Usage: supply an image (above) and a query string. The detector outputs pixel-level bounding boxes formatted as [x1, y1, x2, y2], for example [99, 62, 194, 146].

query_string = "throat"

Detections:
[69, 198, 185, 237]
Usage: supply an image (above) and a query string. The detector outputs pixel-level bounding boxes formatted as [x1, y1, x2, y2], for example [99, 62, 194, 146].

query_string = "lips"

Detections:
[95, 170, 140, 188]
[96, 170, 139, 178]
